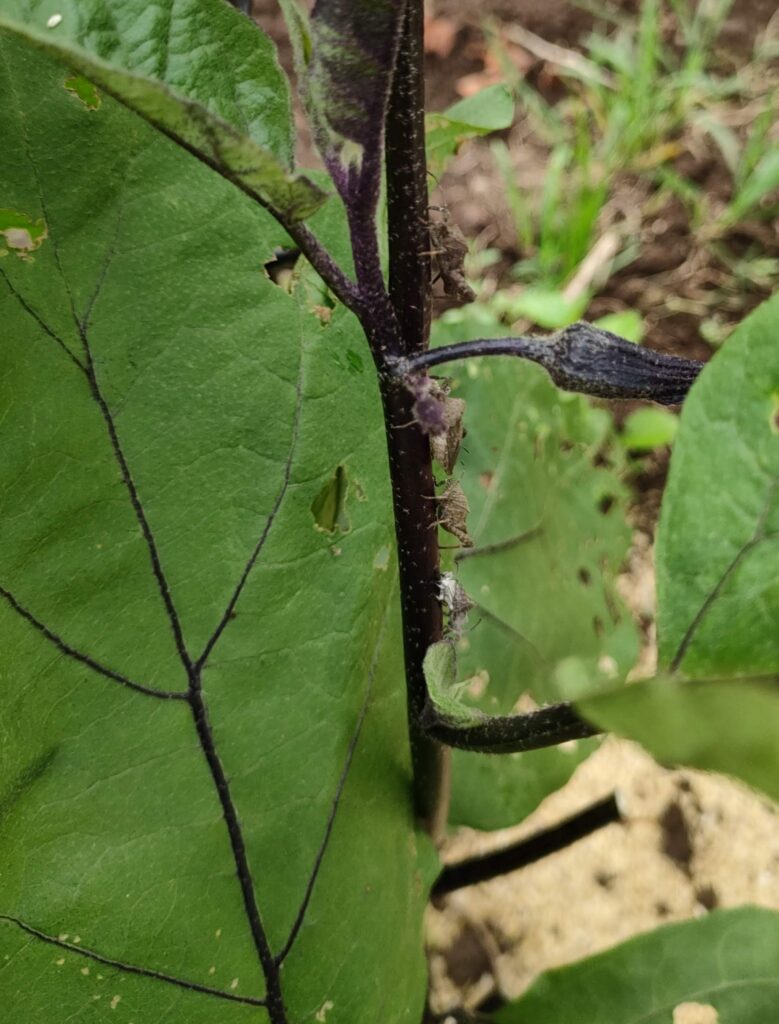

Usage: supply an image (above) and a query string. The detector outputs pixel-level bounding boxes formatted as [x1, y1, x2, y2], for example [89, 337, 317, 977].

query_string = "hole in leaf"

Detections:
[0, 209, 47, 260]
[577, 567, 592, 586]
[372, 545, 390, 571]
[64, 75, 101, 109]
[311, 465, 350, 535]
[263, 246, 300, 289]
[673, 1003, 718, 1024]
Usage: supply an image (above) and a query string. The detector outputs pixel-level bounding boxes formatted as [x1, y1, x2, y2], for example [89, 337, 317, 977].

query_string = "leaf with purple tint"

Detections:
[284, 0, 404, 206]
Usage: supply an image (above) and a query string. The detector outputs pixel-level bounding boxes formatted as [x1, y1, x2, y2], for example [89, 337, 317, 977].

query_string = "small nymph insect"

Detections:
[428, 379, 466, 475]
[437, 571, 475, 637]
[426, 205, 476, 305]
[406, 376, 467, 477]
[433, 478, 473, 548]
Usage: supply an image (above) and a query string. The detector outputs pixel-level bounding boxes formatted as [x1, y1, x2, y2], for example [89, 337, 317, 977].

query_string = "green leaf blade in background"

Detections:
[620, 407, 678, 451]
[0, 34, 434, 1024]
[0, 7, 326, 221]
[426, 84, 515, 176]
[579, 677, 779, 804]
[657, 292, 779, 676]
[430, 308, 638, 830]
[577, 293, 779, 810]
[492, 907, 779, 1023]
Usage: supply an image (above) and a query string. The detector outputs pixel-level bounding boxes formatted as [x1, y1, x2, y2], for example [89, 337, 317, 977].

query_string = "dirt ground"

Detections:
[424, 0, 778, 359]
[427, 744, 779, 1014]
[252, 0, 779, 1015]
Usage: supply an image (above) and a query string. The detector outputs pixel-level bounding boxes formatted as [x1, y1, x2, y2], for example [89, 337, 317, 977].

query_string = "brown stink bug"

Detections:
[428, 379, 466, 474]
[427, 206, 476, 305]
[433, 479, 473, 548]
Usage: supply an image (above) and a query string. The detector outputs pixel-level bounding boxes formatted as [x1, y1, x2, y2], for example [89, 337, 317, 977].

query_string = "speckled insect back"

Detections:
[428, 381, 466, 475]
[433, 478, 473, 548]
[427, 205, 476, 304]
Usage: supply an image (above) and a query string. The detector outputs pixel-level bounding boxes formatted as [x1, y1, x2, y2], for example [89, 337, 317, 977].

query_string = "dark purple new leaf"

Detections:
[310, 0, 403, 148]
[285, 0, 405, 210]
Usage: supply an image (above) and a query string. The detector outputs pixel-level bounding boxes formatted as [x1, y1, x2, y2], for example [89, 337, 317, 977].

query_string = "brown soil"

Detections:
[428, 741, 779, 1015]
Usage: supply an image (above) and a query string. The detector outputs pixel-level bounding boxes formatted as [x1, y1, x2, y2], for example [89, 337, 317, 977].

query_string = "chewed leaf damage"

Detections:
[0, 209, 47, 260]
[673, 1003, 719, 1024]
[311, 465, 351, 535]
[64, 74, 101, 109]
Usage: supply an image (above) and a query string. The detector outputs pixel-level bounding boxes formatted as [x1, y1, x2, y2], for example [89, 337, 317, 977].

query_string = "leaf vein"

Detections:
[0, 914, 267, 1007]
[0, 268, 86, 374]
[0, 584, 185, 700]
[195, 328, 305, 670]
[670, 478, 779, 671]
[275, 592, 393, 965]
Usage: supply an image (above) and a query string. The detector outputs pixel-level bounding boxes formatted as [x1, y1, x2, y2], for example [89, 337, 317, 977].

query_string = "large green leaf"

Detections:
[0, 4, 325, 221]
[657, 292, 779, 676]
[430, 308, 638, 830]
[0, 35, 434, 1024]
[1, 0, 295, 161]
[492, 907, 779, 1023]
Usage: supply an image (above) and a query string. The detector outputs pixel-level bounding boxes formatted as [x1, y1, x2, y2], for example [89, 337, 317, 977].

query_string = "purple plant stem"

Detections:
[381, 0, 449, 837]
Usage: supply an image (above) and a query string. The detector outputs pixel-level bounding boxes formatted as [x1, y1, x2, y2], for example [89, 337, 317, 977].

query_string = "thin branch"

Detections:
[422, 700, 600, 754]
[0, 914, 266, 1007]
[393, 321, 704, 405]
[283, 219, 365, 316]
[432, 794, 621, 897]
[0, 585, 186, 700]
